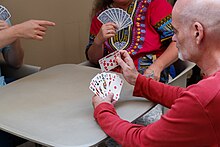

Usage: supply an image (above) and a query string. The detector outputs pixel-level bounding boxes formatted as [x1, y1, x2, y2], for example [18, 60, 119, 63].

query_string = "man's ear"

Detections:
[193, 22, 204, 45]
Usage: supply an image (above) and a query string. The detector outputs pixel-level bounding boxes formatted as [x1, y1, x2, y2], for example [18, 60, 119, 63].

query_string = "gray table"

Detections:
[0, 64, 154, 147]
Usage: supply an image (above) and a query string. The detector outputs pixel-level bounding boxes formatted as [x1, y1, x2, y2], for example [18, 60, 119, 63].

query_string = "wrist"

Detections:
[151, 60, 164, 72]
[94, 35, 104, 46]
[131, 73, 139, 86]
[11, 24, 22, 38]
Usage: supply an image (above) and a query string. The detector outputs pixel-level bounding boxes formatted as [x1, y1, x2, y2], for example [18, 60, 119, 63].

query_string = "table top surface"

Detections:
[0, 64, 154, 147]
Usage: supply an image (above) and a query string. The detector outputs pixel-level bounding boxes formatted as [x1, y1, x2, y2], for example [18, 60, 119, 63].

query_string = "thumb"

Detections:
[116, 57, 128, 70]
[106, 93, 114, 102]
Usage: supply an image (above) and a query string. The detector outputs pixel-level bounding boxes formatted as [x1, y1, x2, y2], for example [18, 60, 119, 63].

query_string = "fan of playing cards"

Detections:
[89, 72, 123, 101]
[0, 5, 11, 21]
[99, 50, 121, 72]
[98, 8, 133, 32]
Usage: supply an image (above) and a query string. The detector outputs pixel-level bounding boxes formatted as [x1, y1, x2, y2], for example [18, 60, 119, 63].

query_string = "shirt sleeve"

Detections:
[94, 91, 216, 146]
[133, 74, 184, 108]
[149, 0, 173, 45]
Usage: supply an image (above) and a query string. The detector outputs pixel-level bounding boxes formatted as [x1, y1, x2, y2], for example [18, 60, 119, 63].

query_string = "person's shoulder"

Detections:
[186, 74, 220, 107]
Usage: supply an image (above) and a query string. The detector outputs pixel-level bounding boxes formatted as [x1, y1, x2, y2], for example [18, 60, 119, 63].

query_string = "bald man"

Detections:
[92, 0, 220, 146]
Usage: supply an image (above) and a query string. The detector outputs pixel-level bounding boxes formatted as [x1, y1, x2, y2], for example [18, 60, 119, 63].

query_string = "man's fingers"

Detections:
[119, 50, 134, 68]
[116, 56, 129, 70]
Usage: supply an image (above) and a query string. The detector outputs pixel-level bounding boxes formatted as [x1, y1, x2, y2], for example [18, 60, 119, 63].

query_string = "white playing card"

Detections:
[108, 74, 123, 101]
[89, 73, 123, 101]
[99, 50, 121, 72]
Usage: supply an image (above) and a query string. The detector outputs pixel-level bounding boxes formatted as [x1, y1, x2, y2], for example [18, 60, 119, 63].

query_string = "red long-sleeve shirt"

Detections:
[94, 72, 220, 146]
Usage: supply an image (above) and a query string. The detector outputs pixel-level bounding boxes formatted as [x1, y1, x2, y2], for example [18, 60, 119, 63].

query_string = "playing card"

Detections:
[105, 9, 117, 24]
[90, 74, 105, 98]
[98, 8, 133, 32]
[108, 74, 123, 101]
[0, 5, 11, 21]
[89, 73, 123, 101]
[99, 50, 121, 72]
[98, 11, 114, 24]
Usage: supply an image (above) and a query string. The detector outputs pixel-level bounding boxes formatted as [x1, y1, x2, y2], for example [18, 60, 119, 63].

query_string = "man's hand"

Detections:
[116, 50, 139, 86]
[13, 20, 55, 40]
[92, 93, 115, 109]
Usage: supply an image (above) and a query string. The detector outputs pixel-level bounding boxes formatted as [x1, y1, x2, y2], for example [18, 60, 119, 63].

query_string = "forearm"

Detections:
[0, 25, 19, 49]
[87, 37, 104, 65]
[133, 74, 184, 108]
[153, 42, 178, 70]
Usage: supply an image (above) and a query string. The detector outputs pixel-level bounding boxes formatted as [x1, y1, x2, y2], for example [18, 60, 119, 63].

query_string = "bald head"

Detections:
[172, 0, 220, 75]
[173, 0, 220, 29]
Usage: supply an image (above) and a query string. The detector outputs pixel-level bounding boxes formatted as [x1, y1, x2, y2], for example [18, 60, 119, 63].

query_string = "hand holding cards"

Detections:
[0, 5, 11, 21]
[89, 73, 123, 101]
[99, 50, 121, 72]
[98, 8, 133, 32]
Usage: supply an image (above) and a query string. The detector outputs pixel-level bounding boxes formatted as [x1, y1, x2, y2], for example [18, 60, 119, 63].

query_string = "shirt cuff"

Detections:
[94, 102, 116, 120]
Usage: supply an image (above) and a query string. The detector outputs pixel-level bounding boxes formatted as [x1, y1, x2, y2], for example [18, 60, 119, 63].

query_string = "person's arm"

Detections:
[0, 20, 55, 68]
[144, 0, 177, 81]
[87, 33, 105, 65]
[86, 15, 118, 65]
[133, 74, 183, 108]
[145, 42, 178, 81]
[93, 93, 214, 146]
[87, 22, 117, 64]
[116, 50, 183, 107]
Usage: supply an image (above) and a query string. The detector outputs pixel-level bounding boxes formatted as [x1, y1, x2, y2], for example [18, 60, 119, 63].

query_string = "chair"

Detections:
[168, 59, 196, 88]
[0, 62, 41, 80]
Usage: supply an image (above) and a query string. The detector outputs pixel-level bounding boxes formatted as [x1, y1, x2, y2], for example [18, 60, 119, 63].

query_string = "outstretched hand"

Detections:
[116, 50, 139, 86]
[14, 20, 55, 40]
